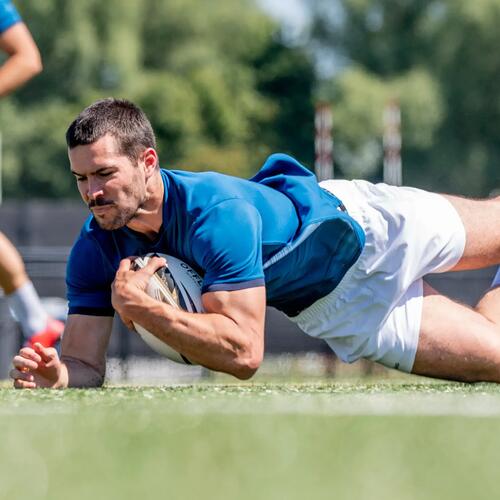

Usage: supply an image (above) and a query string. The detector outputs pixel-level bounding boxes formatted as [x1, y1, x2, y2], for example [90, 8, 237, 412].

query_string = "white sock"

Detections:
[6, 281, 48, 339]
[492, 267, 500, 288]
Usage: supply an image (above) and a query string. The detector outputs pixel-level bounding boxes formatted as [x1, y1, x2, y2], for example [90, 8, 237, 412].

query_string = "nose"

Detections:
[87, 177, 104, 201]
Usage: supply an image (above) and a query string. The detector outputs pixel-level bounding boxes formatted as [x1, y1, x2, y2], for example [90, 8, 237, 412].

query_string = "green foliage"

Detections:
[1, 0, 316, 198]
[318, 66, 443, 178]
[311, 0, 500, 194]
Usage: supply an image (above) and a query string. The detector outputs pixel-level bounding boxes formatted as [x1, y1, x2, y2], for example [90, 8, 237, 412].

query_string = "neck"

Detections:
[126, 170, 164, 240]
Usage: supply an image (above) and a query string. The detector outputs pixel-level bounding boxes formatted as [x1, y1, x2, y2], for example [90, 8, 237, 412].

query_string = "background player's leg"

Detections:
[0, 231, 29, 294]
[412, 282, 500, 382]
[443, 194, 500, 270]
[0, 232, 63, 346]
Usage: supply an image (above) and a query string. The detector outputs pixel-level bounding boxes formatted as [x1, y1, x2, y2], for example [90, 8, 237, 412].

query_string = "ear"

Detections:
[141, 148, 159, 177]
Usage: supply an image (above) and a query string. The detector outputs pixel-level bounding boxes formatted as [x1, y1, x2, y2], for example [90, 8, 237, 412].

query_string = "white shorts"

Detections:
[287, 180, 466, 372]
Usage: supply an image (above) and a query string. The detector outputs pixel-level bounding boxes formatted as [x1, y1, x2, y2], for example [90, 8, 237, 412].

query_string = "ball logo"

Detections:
[180, 261, 203, 287]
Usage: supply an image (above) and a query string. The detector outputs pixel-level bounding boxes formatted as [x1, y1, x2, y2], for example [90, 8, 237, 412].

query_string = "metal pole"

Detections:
[314, 102, 334, 181]
[383, 99, 402, 186]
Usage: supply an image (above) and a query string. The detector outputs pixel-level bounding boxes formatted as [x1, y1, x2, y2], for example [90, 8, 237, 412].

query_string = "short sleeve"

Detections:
[191, 199, 265, 293]
[66, 235, 115, 316]
[0, 1, 21, 34]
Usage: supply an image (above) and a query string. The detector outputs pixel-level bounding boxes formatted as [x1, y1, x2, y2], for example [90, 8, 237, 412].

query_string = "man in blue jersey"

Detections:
[0, 0, 64, 348]
[10, 98, 500, 388]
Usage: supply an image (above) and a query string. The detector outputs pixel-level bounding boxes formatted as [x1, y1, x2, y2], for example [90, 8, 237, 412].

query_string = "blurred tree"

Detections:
[310, 0, 500, 195]
[1, 0, 316, 198]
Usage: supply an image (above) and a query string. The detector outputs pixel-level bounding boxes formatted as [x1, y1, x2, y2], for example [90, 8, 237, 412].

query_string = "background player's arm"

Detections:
[0, 22, 42, 96]
[10, 314, 113, 388]
[112, 258, 266, 379]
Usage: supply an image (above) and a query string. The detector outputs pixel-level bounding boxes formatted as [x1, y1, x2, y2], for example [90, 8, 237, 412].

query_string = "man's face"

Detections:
[69, 134, 147, 230]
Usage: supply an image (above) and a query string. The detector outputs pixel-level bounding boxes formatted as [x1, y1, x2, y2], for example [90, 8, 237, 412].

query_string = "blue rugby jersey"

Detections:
[0, 0, 20, 33]
[67, 154, 365, 317]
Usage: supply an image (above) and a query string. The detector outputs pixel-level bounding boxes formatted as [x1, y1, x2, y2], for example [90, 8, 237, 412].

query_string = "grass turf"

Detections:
[0, 380, 499, 500]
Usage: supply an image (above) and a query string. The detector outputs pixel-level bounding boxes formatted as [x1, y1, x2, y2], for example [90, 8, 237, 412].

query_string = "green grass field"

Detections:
[1, 379, 499, 500]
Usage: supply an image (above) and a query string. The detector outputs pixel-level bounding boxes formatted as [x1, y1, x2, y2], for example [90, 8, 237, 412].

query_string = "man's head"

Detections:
[66, 97, 156, 161]
[67, 98, 160, 230]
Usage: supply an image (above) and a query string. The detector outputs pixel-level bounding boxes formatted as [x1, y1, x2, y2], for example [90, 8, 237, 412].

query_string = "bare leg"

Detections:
[412, 283, 500, 382]
[443, 194, 500, 271]
[410, 194, 500, 381]
[0, 232, 63, 346]
[0, 232, 29, 294]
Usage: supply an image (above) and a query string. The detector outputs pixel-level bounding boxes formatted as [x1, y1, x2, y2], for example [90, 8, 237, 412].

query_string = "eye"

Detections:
[75, 175, 86, 182]
[99, 171, 113, 178]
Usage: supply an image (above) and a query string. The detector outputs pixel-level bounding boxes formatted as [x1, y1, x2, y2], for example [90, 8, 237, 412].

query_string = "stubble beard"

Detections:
[94, 205, 138, 230]
[93, 184, 147, 231]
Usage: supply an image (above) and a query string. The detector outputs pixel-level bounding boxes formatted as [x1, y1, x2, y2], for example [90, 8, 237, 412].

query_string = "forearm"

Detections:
[127, 299, 262, 379]
[60, 356, 105, 388]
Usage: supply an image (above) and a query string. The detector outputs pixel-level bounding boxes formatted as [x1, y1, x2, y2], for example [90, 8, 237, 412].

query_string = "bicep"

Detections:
[61, 314, 114, 375]
[202, 286, 266, 338]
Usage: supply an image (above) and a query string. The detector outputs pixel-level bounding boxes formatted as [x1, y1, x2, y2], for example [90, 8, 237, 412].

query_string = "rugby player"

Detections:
[10, 98, 500, 388]
[0, 0, 63, 348]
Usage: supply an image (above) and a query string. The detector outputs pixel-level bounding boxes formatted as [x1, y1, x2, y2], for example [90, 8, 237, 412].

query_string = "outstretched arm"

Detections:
[0, 22, 42, 96]
[10, 314, 113, 389]
[112, 257, 266, 379]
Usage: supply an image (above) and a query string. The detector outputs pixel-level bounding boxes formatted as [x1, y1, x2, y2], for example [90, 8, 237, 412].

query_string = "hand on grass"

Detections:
[10, 343, 63, 389]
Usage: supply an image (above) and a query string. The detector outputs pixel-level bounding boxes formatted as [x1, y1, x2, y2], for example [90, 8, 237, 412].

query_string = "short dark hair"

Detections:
[66, 98, 156, 162]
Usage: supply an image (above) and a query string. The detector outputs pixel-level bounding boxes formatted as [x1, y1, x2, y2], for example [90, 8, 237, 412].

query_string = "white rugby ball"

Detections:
[132, 253, 203, 364]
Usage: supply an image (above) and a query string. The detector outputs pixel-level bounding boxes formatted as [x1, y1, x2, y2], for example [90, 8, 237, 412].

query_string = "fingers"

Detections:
[13, 378, 37, 389]
[11, 349, 39, 389]
[33, 343, 58, 364]
[10, 368, 35, 383]
[117, 258, 133, 275]
[12, 347, 41, 370]
[116, 256, 166, 281]
[10, 346, 60, 390]
[143, 256, 167, 274]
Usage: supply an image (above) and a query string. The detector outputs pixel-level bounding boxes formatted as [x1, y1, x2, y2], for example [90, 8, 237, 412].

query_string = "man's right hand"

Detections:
[10, 343, 64, 389]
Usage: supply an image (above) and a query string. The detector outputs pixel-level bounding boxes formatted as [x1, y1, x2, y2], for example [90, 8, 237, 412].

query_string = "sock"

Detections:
[492, 267, 500, 288]
[6, 281, 48, 339]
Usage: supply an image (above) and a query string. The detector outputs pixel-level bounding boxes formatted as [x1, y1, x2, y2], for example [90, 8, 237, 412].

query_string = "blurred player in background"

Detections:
[0, 0, 63, 347]
[9, 98, 500, 388]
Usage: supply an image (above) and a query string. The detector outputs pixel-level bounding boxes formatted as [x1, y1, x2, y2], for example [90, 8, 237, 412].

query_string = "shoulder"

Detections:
[191, 198, 261, 238]
[164, 168, 256, 206]
[190, 198, 263, 275]
[0, 0, 21, 34]
[251, 153, 315, 181]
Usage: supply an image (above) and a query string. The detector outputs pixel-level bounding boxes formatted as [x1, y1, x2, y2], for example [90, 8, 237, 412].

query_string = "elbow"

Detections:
[22, 52, 43, 79]
[232, 349, 263, 381]
[28, 55, 43, 77]
[90, 374, 105, 388]
[69, 371, 104, 389]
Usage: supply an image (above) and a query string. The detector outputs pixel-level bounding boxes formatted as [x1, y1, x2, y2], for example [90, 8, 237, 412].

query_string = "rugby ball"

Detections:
[132, 253, 203, 364]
